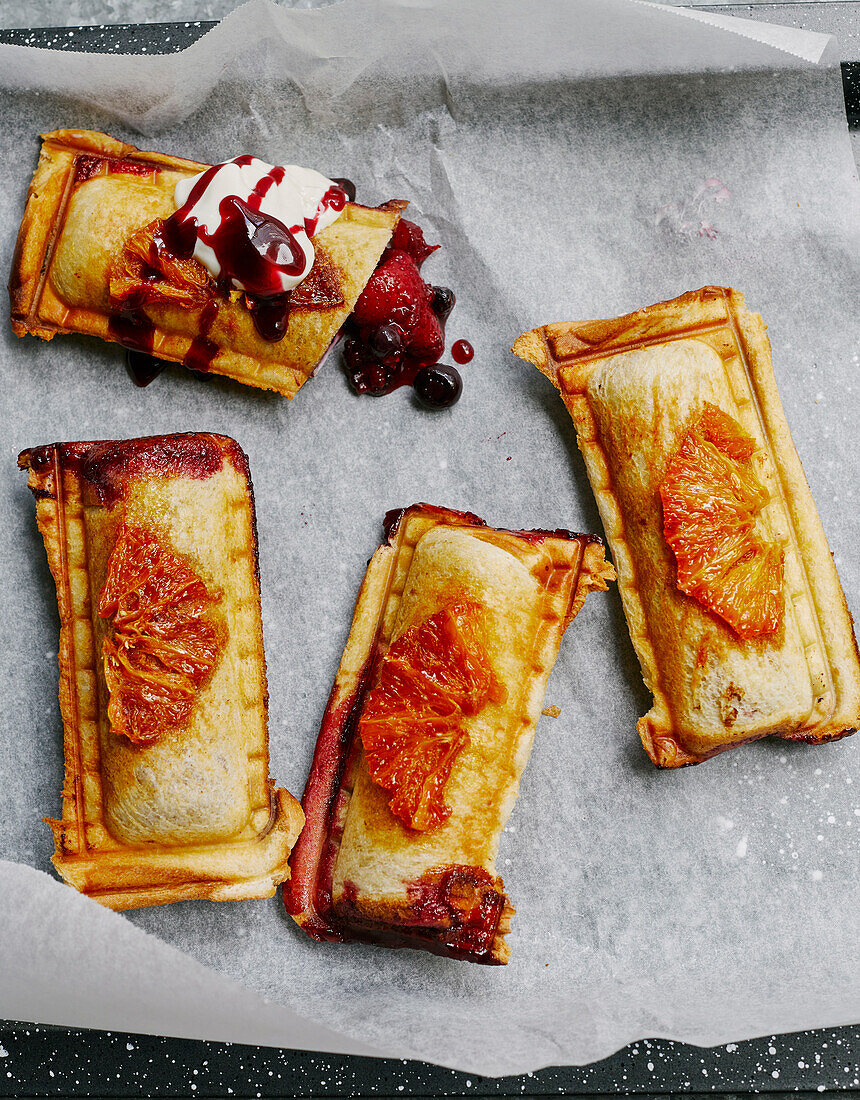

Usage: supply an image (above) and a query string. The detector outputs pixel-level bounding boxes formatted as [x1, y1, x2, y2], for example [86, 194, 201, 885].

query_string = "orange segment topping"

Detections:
[99, 524, 225, 745]
[359, 600, 506, 832]
[109, 218, 211, 310]
[660, 402, 784, 640]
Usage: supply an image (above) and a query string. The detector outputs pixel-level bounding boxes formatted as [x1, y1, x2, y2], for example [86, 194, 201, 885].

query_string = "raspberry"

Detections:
[390, 219, 440, 268]
[407, 303, 444, 363]
[352, 250, 428, 333]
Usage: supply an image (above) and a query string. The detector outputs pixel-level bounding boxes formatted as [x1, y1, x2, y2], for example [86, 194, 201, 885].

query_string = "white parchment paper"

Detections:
[0, 0, 858, 1076]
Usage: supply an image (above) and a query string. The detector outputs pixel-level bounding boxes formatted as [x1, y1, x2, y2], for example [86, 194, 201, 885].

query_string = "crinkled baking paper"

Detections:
[0, 0, 858, 1076]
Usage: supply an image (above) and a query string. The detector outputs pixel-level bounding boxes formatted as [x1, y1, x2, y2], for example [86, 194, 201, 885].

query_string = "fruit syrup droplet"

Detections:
[110, 292, 162, 387]
[126, 349, 167, 388]
[451, 339, 473, 365]
[183, 298, 220, 374]
[248, 292, 292, 342]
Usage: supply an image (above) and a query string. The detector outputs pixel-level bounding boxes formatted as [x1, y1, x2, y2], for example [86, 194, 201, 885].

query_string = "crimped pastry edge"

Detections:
[513, 286, 860, 767]
[20, 433, 304, 909]
[285, 503, 613, 963]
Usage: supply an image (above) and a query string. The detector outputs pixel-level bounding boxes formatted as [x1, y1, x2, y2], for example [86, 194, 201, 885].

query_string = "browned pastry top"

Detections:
[20, 433, 304, 909]
[10, 129, 405, 396]
[513, 287, 860, 766]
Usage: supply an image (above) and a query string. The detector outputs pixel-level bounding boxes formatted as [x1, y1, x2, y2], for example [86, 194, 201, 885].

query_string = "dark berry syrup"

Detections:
[342, 219, 469, 409]
[451, 339, 473, 364]
[110, 159, 349, 386]
[162, 158, 345, 346]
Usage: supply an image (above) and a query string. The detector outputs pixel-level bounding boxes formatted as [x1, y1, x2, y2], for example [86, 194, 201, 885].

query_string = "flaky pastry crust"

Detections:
[285, 504, 614, 963]
[19, 433, 304, 909]
[9, 129, 406, 397]
[513, 286, 860, 766]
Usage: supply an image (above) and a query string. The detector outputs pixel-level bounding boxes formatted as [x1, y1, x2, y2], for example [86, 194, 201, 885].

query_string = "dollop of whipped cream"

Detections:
[171, 156, 347, 296]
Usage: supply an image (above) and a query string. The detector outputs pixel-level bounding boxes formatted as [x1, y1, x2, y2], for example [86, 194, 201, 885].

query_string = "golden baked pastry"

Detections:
[513, 286, 860, 767]
[19, 433, 304, 909]
[285, 503, 614, 963]
[10, 129, 406, 397]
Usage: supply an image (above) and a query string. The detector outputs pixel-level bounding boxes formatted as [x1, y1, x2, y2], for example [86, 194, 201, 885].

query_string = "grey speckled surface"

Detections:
[0, 0, 857, 63]
[1, 1021, 859, 1095]
[0, 0, 327, 28]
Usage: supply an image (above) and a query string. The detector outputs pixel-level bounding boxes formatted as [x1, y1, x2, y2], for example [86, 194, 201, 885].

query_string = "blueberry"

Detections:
[431, 286, 456, 320]
[370, 323, 404, 362]
[343, 337, 370, 371]
[413, 365, 462, 409]
[331, 177, 357, 203]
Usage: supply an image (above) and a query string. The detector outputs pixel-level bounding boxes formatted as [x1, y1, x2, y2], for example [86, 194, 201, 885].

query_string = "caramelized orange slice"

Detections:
[359, 600, 506, 832]
[109, 218, 211, 310]
[660, 402, 784, 639]
[99, 524, 225, 745]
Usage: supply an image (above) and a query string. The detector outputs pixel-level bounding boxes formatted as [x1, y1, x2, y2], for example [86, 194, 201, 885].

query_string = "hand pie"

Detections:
[513, 286, 860, 766]
[10, 129, 406, 397]
[285, 503, 614, 963]
[19, 433, 304, 909]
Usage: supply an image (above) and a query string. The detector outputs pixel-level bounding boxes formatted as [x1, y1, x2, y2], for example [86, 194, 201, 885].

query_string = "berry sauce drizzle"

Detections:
[111, 292, 217, 385]
[162, 157, 347, 344]
[183, 298, 220, 374]
[108, 285, 162, 386]
[342, 219, 469, 409]
[126, 350, 167, 387]
[109, 167, 352, 385]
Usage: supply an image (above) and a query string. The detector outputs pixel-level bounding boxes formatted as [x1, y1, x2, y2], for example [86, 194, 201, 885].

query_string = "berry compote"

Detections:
[342, 218, 467, 409]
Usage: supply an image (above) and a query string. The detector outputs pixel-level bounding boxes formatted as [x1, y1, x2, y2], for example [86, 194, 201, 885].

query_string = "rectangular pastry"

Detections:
[285, 503, 614, 963]
[10, 129, 405, 397]
[19, 432, 304, 909]
[513, 286, 860, 766]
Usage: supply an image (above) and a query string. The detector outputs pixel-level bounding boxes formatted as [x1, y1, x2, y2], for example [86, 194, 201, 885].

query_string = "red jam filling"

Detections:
[336, 866, 508, 962]
[74, 154, 157, 183]
[404, 866, 507, 959]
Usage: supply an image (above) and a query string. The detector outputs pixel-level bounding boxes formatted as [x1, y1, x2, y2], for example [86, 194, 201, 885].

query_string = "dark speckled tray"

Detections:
[0, 19, 856, 125]
[0, 17, 858, 1100]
